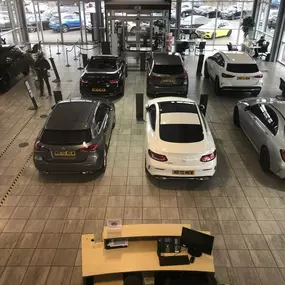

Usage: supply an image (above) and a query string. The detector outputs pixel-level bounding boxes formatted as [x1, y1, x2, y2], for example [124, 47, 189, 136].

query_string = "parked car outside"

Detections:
[196, 20, 231, 39]
[26, 14, 50, 32]
[49, 13, 80, 32]
[180, 15, 209, 32]
[80, 55, 127, 97]
[33, 99, 116, 174]
[220, 6, 246, 20]
[195, 5, 220, 18]
[233, 98, 285, 178]
[0, 45, 31, 92]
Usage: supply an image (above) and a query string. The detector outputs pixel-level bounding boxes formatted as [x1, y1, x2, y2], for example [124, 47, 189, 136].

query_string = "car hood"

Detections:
[181, 15, 209, 25]
[238, 97, 277, 107]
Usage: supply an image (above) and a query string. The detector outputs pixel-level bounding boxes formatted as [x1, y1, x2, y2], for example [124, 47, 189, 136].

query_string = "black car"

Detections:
[33, 99, 115, 174]
[220, 7, 246, 20]
[146, 53, 188, 97]
[80, 55, 127, 97]
[0, 45, 31, 92]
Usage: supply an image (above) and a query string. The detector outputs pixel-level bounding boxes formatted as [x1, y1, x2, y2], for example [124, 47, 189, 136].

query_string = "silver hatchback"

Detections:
[233, 97, 285, 179]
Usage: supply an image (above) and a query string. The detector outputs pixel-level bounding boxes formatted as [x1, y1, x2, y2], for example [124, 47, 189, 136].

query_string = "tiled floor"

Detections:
[1, 45, 285, 285]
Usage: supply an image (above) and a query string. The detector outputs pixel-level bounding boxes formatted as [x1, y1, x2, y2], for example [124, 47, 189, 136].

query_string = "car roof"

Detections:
[45, 100, 99, 131]
[221, 51, 256, 64]
[161, 113, 200, 125]
[152, 53, 182, 65]
[148, 96, 196, 106]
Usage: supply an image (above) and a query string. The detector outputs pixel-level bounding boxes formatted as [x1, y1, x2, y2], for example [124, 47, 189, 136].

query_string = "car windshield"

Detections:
[227, 63, 259, 73]
[88, 58, 117, 70]
[160, 124, 204, 143]
[153, 64, 183, 75]
[41, 129, 91, 145]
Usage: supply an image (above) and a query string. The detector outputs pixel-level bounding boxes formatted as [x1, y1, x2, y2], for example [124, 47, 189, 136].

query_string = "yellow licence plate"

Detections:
[237, 77, 250, 80]
[92, 88, 106, 92]
[54, 151, 76, 157]
[162, 78, 176, 83]
[172, 170, 195, 175]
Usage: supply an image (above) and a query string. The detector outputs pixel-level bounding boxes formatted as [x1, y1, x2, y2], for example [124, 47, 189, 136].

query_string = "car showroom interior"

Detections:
[1, 0, 285, 284]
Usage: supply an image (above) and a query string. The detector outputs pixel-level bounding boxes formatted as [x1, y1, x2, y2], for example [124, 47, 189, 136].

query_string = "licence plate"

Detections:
[162, 78, 176, 83]
[92, 88, 106, 92]
[172, 170, 195, 175]
[54, 151, 76, 157]
[237, 77, 250, 80]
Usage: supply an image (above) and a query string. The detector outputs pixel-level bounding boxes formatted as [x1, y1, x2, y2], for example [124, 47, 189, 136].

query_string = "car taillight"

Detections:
[222, 73, 235, 78]
[34, 141, 47, 152]
[109, 79, 119, 84]
[254, 74, 263, 78]
[201, 150, 216, 162]
[184, 71, 188, 79]
[148, 149, 168, 162]
[80, 144, 99, 152]
[81, 78, 89, 84]
[280, 149, 285, 162]
[150, 74, 159, 81]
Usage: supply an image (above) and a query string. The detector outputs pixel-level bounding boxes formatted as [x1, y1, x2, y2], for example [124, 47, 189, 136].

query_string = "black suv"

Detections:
[33, 99, 115, 174]
[146, 53, 188, 97]
[80, 55, 127, 97]
[0, 45, 31, 92]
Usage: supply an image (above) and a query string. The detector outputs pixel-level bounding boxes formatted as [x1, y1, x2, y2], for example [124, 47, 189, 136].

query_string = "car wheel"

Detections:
[251, 90, 260, 96]
[260, 146, 270, 173]
[204, 62, 210, 78]
[119, 82, 125, 96]
[62, 24, 69, 33]
[233, 106, 240, 128]
[215, 77, 222, 96]
[0, 75, 11, 92]
[23, 65, 30, 76]
[125, 66, 128, 78]
[227, 29, 232, 36]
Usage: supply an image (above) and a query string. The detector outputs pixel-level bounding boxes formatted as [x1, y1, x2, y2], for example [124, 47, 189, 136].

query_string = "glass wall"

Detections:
[173, 0, 254, 50]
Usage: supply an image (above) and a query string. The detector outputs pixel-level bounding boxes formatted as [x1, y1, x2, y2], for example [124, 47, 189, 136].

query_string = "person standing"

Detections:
[34, 52, 52, 96]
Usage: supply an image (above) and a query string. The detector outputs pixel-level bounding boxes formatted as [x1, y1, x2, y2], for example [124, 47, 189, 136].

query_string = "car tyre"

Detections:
[99, 147, 107, 173]
[215, 77, 222, 96]
[0, 75, 11, 92]
[251, 90, 260, 96]
[125, 66, 128, 78]
[260, 146, 270, 173]
[204, 63, 210, 78]
[233, 106, 240, 127]
[227, 29, 232, 36]
[62, 24, 69, 33]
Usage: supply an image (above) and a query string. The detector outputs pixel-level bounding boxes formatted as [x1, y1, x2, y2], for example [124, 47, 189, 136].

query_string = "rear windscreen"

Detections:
[41, 130, 91, 145]
[160, 124, 204, 143]
[159, 102, 197, 114]
[88, 58, 117, 70]
[153, 64, 184, 75]
[226, 63, 259, 73]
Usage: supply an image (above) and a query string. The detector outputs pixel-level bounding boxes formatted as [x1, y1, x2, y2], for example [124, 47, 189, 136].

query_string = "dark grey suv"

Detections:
[146, 53, 188, 97]
[33, 99, 115, 174]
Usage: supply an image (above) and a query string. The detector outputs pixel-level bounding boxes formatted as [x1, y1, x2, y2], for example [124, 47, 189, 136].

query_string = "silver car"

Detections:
[233, 97, 285, 178]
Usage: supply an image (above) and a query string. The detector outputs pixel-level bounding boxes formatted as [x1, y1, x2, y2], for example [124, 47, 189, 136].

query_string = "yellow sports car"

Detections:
[196, 20, 232, 39]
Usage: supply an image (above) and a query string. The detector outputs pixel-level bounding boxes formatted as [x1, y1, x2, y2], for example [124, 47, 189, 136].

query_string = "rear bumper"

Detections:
[80, 83, 124, 97]
[221, 86, 262, 92]
[49, 24, 60, 31]
[147, 84, 188, 96]
[33, 154, 103, 173]
[146, 156, 217, 179]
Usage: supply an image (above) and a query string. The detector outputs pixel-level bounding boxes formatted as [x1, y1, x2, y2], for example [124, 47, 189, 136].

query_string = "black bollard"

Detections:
[196, 54, 205, 76]
[49, 58, 61, 83]
[24, 80, 38, 110]
[53, 90, 63, 104]
[82, 53, 88, 68]
[199, 94, 209, 115]
[140, 53, 146, 71]
[101, 42, 111, 54]
[136, 93, 144, 121]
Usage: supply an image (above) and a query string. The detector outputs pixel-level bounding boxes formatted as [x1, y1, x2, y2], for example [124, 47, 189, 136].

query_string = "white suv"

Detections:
[204, 51, 263, 96]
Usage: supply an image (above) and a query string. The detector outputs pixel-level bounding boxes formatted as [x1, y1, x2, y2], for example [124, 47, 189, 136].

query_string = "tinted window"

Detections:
[160, 124, 204, 143]
[41, 130, 91, 145]
[88, 57, 117, 70]
[159, 102, 197, 114]
[153, 64, 184, 75]
[250, 104, 278, 135]
[227, 64, 259, 73]
[148, 104, 156, 131]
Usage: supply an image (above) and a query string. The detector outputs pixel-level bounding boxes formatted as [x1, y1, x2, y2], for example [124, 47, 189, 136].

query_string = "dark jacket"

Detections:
[35, 57, 51, 76]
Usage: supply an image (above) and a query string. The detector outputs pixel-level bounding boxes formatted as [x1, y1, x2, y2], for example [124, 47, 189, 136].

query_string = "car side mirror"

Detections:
[145, 105, 150, 112]
[244, 105, 251, 111]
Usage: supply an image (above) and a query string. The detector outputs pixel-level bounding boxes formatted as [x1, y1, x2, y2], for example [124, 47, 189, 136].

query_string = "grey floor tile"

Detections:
[213, 234, 227, 249]
[213, 249, 231, 267]
[244, 235, 269, 250]
[264, 197, 285, 209]
[219, 221, 241, 234]
[3, 219, 27, 233]
[0, 233, 20, 248]
[15, 233, 41, 248]
[250, 250, 277, 267]
[200, 220, 222, 234]
[247, 197, 268, 208]
[30, 248, 56, 266]
[264, 235, 285, 250]
[194, 196, 213, 207]
[229, 196, 250, 208]
[160, 208, 179, 220]
[271, 209, 285, 221]
[107, 196, 125, 207]
[228, 250, 254, 267]
[58, 233, 81, 249]
[258, 221, 282, 234]
[125, 196, 142, 207]
[52, 249, 77, 266]
[30, 207, 51, 220]
[143, 196, 160, 207]
[63, 220, 84, 234]
[37, 233, 61, 249]
[21, 267, 50, 285]
[271, 250, 285, 267]
[224, 235, 247, 250]
[23, 220, 46, 233]
[256, 268, 285, 285]
[233, 208, 256, 221]
[143, 208, 161, 220]
[212, 196, 231, 208]
[0, 249, 12, 266]
[85, 207, 106, 220]
[242, 186, 262, 197]
[160, 196, 177, 208]
[45, 266, 73, 285]
[233, 268, 261, 285]
[178, 208, 199, 220]
[197, 207, 218, 220]
[124, 208, 143, 220]
[238, 221, 262, 234]
[7, 248, 34, 265]
[216, 208, 236, 220]
[0, 266, 27, 285]
[48, 207, 69, 220]
[43, 220, 65, 233]
[252, 208, 275, 221]
[177, 195, 196, 207]
[105, 207, 124, 219]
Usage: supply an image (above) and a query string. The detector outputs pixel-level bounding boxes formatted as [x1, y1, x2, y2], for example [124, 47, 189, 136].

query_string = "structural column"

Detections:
[175, 0, 181, 40]
[269, 0, 285, 62]
[95, 0, 103, 43]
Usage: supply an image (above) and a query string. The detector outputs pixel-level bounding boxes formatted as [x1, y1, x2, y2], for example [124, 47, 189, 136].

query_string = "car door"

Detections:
[207, 54, 218, 78]
[208, 53, 224, 79]
[217, 22, 228, 36]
